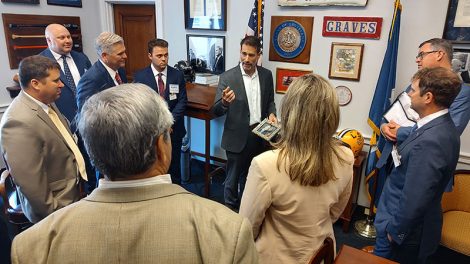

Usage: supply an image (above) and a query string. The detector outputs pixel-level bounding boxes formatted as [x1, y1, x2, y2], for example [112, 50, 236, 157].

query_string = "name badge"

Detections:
[391, 145, 401, 167]
[169, 84, 179, 93]
[170, 94, 177, 101]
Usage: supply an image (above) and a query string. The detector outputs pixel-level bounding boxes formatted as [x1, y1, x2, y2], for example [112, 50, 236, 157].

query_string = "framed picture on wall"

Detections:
[47, 0, 82, 7]
[443, 0, 470, 43]
[453, 48, 470, 84]
[187, 34, 225, 74]
[184, 0, 227, 31]
[328, 42, 364, 81]
[1, 0, 39, 3]
[275, 68, 312, 94]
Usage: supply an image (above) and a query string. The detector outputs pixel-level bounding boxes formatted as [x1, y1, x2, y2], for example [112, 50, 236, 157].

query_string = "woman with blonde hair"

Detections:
[239, 73, 354, 263]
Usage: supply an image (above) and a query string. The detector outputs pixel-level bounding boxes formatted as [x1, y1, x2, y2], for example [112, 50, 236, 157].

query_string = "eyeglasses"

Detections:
[415, 50, 439, 59]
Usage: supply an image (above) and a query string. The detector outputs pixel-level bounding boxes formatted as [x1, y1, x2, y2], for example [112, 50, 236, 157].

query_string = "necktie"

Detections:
[61, 55, 76, 94]
[115, 72, 123, 85]
[411, 124, 418, 133]
[157, 73, 165, 96]
[48, 107, 88, 181]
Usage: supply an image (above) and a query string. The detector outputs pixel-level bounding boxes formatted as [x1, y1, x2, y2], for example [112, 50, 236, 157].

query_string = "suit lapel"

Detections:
[234, 66, 249, 109]
[71, 51, 87, 76]
[399, 114, 450, 152]
[257, 67, 266, 114]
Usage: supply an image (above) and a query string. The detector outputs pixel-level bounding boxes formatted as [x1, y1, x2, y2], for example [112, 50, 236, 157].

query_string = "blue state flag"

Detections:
[365, 0, 402, 209]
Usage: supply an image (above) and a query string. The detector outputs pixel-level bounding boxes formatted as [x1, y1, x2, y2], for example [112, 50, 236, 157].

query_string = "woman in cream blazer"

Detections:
[239, 74, 354, 264]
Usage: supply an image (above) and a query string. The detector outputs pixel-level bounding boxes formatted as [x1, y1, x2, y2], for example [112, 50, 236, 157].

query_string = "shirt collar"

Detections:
[151, 64, 168, 77]
[417, 108, 449, 128]
[23, 91, 50, 113]
[49, 49, 70, 60]
[99, 59, 118, 78]
[239, 63, 258, 78]
[98, 174, 172, 189]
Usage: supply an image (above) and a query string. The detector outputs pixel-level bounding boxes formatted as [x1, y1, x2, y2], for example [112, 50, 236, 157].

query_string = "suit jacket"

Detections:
[239, 147, 354, 264]
[212, 65, 276, 153]
[39, 49, 92, 129]
[11, 183, 258, 263]
[76, 60, 127, 111]
[0, 91, 80, 223]
[374, 113, 460, 260]
[133, 65, 187, 139]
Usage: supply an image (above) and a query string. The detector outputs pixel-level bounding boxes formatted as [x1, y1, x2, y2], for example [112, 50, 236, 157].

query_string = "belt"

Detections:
[249, 123, 259, 130]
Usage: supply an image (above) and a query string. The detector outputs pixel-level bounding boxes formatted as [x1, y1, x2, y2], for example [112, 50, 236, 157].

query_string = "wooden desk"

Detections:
[184, 83, 220, 197]
[334, 245, 398, 264]
[339, 151, 367, 232]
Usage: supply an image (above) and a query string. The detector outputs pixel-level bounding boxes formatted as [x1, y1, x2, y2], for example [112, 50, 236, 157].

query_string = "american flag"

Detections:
[245, 0, 264, 65]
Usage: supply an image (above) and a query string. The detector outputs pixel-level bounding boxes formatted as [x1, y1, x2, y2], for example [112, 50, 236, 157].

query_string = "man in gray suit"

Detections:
[0, 55, 85, 223]
[213, 36, 277, 211]
[11, 83, 258, 263]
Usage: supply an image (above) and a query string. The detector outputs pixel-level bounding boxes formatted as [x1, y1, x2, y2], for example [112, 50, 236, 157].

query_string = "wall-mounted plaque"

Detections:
[323, 16, 382, 39]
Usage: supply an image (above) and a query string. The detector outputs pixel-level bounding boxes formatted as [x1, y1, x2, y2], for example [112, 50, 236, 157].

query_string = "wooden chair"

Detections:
[0, 169, 32, 235]
[440, 170, 470, 256]
[308, 237, 335, 264]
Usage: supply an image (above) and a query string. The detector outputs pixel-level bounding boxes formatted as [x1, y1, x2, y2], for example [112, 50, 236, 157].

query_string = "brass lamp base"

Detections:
[354, 218, 377, 238]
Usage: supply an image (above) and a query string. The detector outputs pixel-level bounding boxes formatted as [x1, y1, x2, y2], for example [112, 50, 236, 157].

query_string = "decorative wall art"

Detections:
[328, 42, 364, 81]
[269, 16, 313, 64]
[443, 0, 470, 43]
[2, 13, 83, 69]
[322, 16, 382, 39]
[186, 34, 225, 74]
[275, 68, 312, 94]
[335, 85, 352, 106]
[278, 0, 367, 7]
[47, 0, 82, 7]
[1, 0, 38, 3]
[184, 0, 227, 31]
[453, 48, 470, 83]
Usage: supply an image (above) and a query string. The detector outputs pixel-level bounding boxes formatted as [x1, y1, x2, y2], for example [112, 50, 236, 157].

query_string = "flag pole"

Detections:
[354, 168, 377, 238]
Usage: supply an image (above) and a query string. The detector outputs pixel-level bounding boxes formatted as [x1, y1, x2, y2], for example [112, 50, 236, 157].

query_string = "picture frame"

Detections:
[443, 0, 470, 43]
[184, 0, 227, 31]
[328, 42, 364, 81]
[453, 48, 470, 84]
[186, 34, 225, 74]
[269, 16, 314, 64]
[275, 68, 312, 94]
[1, 0, 39, 4]
[252, 118, 281, 142]
[47, 0, 82, 7]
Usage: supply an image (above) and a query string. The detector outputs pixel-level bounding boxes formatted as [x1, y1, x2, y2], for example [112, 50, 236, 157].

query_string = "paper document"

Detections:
[383, 92, 419, 127]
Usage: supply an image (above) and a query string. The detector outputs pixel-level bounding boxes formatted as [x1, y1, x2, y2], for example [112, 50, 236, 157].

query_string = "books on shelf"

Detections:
[195, 73, 219, 85]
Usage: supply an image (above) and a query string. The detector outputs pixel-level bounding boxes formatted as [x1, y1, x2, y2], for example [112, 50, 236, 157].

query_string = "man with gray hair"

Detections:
[11, 83, 258, 263]
[76, 31, 127, 111]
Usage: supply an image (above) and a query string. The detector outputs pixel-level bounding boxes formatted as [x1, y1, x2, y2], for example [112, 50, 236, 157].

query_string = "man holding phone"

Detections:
[212, 36, 277, 211]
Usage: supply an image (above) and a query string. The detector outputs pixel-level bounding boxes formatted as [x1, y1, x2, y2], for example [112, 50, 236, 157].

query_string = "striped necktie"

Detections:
[61, 55, 76, 94]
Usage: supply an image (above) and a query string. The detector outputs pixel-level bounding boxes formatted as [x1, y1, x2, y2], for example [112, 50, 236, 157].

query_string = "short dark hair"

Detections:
[148, 38, 168, 53]
[18, 55, 60, 89]
[419, 38, 453, 63]
[412, 67, 462, 108]
[240, 36, 262, 53]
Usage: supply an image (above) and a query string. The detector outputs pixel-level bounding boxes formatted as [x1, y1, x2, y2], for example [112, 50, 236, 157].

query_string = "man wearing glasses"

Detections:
[378, 38, 470, 185]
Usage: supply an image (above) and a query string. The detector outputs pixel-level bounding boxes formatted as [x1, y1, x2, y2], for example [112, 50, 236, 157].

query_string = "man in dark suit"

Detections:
[77, 32, 127, 112]
[212, 36, 277, 210]
[374, 67, 462, 264]
[133, 38, 187, 185]
[39, 24, 91, 128]
[213, 46, 224, 74]
[0, 56, 85, 223]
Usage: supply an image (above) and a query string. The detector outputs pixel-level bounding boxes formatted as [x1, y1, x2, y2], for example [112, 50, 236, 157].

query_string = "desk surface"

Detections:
[334, 245, 398, 264]
[186, 83, 217, 111]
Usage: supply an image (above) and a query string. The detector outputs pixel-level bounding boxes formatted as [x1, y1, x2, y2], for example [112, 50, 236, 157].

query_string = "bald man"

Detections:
[39, 24, 94, 192]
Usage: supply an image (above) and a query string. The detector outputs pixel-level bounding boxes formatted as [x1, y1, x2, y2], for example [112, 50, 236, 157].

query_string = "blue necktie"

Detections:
[61, 55, 76, 94]
[411, 124, 418, 133]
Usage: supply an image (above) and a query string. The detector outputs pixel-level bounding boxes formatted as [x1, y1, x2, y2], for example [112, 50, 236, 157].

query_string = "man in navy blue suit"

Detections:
[39, 24, 92, 129]
[133, 39, 187, 185]
[374, 67, 462, 264]
[77, 32, 127, 112]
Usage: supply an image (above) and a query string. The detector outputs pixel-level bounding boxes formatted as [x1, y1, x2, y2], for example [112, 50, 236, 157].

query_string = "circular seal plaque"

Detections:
[272, 20, 307, 59]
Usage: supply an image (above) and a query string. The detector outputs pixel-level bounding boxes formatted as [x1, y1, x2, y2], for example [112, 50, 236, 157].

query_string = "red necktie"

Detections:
[157, 73, 165, 96]
[115, 72, 123, 85]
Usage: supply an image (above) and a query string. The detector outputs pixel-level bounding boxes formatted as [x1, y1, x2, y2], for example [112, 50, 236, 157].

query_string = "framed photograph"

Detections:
[443, 0, 470, 43]
[184, 0, 227, 31]
[252, 118, 281, 142]
[275, 68, 312, 94]
[47, 0, 82, 7]
[187, 34, 225, 74]
[269, 16, 314, 64]
[1, 0, 39, 3]
[453, 48, 470, 83]
[328, 42, 364, 81]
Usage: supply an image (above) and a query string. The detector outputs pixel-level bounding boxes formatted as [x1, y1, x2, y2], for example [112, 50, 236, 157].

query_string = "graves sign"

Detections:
[322, 16, 382, 39]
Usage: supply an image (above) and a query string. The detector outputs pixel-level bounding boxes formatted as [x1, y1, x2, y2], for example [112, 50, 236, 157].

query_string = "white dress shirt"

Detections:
[98, 174, 172, 189]
[50, 49, 81, 86]
[99, 60, 120, 86]
[240, 63, 261, 125]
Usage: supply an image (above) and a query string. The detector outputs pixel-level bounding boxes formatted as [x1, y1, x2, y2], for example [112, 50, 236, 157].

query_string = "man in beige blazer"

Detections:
[0, 55, 83, 224]
[11, 83, 258, 263]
